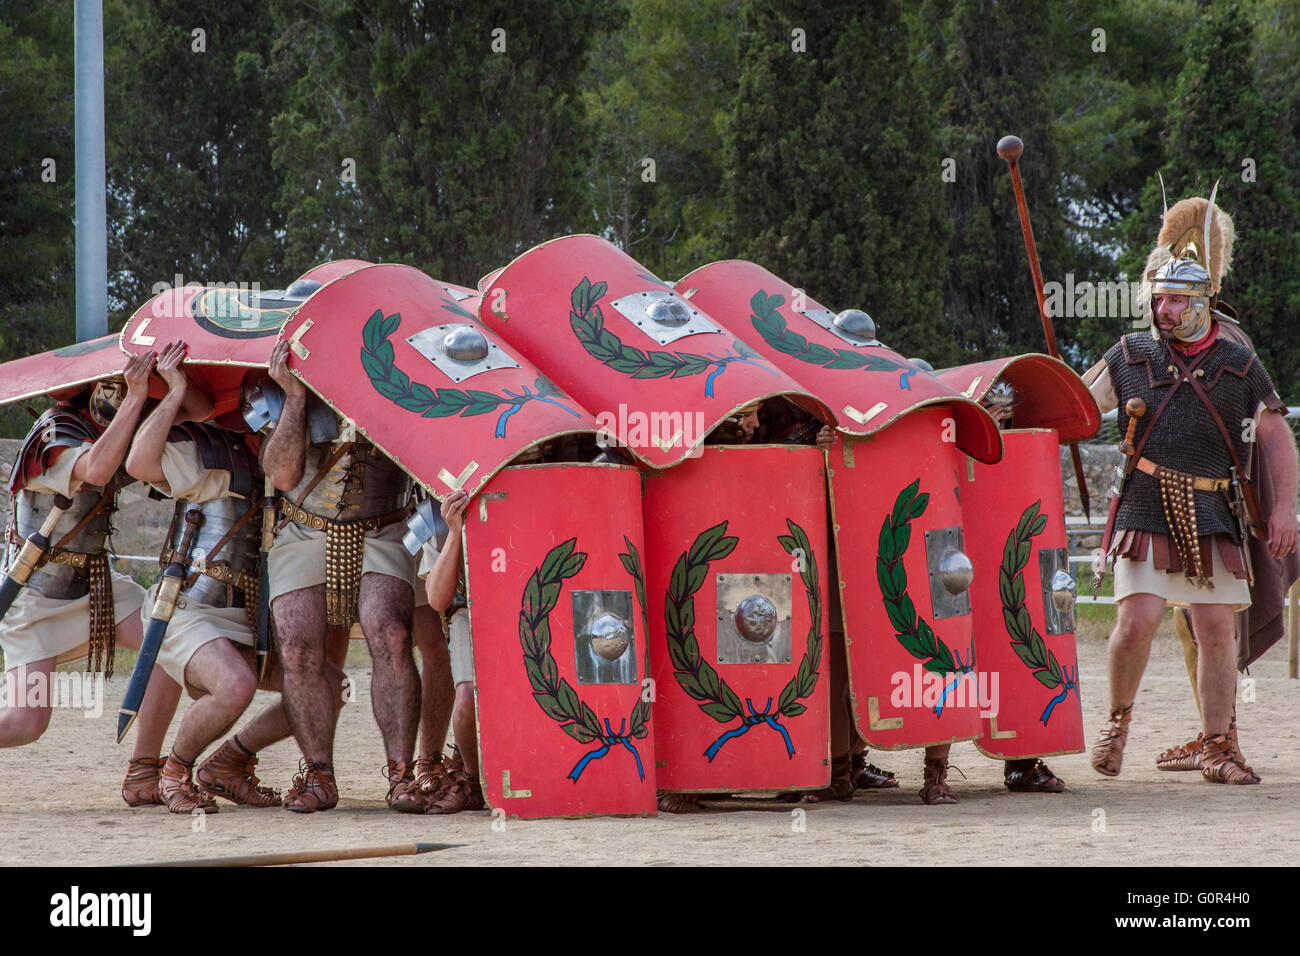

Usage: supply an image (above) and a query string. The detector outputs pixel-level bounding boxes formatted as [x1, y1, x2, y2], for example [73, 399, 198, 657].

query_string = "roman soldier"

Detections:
[1087, 186, 1298, 784]
[122, 344, 286, 812]
[259, 339, 423, 812]
[0, 350, 184, 805]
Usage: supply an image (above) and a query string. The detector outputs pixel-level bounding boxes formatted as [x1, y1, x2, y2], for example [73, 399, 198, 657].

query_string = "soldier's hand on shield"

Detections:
[1267, 505, 1297, 558]
[155, 340, 189, 392]
[269, 340, 306, 398]
[815, 425, 836, 452]
[123, 350, 156, 398]
[441, 488, 470, 535]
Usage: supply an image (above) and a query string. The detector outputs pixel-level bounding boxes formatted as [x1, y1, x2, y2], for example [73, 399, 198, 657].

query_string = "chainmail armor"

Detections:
[1105, 332, 1283, 542]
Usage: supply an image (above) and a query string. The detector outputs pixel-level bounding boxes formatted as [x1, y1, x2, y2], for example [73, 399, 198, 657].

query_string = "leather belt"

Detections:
[163, 549, 255, 593]
[279, 499, 407, 533]
[7, 532, 96, 570]
[1135, 458, 1229, 492]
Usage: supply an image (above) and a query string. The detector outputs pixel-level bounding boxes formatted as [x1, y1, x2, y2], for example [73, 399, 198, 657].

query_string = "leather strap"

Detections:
[177, 504, 259, 588]
[52, 486, 115, 551]
[290, 442, 354, 512]
[1135, 458, 1229, 492]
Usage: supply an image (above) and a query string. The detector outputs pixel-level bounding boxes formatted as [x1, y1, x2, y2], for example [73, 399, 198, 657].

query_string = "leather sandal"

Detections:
[851, 751, 899, 790]
[801, 754, 855, 803]
[1201, 733, 1261, 785]
[160, 754, 219, 815]
[920, 757, 958, 805]
[122, 756, 166, 807]
[196, 738, 281, 808]
[1156, 733, 1205, 771]
[426, 767, 485, 814]
[1004, 758, 1065, 792]
[1091, 704, 1132, 777]
[385, 760, 429, 813]
[656, 790, 704, 813]
[283, 759, 338, 813]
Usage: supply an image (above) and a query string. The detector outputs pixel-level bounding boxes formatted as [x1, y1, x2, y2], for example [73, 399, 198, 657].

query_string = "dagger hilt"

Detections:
[1118, 398, 1146, 457]
[152, 509, 204, 624]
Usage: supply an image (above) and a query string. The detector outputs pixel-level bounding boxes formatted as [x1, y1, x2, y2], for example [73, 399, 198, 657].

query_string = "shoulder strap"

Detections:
[290, 442, 355, 512]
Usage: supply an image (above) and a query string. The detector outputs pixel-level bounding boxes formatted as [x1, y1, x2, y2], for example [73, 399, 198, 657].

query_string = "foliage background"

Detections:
[3, 0, 1298, 435]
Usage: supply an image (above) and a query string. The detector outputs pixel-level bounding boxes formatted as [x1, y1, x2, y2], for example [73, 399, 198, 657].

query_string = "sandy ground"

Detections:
[1, 617, 1297, 868]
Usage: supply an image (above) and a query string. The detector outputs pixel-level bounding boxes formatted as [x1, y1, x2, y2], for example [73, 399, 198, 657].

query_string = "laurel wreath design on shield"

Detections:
[360, 309, 580, 438]
[569, 277, 772, 397]
[747, 290, 915, 388]
[519, 538, 648, 783]
[1001, 501, 1078, 725]
[663, 520, 822, 761]
[877, 479, 976, 716]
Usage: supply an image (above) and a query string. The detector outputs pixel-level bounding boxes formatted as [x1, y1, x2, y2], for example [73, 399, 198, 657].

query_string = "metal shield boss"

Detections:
[965, 429, 1085, 758]
[464, 463, 655, 819]
[278, 263, 597, 499]
[480, 236, 826, 467]
[676, 259, 1002, 463]
[831, 405, 984, 749]
[643, 445, 831, 792]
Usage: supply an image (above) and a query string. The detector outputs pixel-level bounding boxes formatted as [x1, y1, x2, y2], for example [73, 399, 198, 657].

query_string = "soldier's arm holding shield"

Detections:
[70, 351, 154, 487]
[126, 342, 192, 485]
[426, 489, 469, 612]
[260, 340, 307, 492]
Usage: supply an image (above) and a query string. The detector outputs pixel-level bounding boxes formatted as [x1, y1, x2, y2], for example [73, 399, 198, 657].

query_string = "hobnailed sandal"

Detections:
[426, 767, 485, 814]
[1156, 733, 1205, 771]
[160, 754, 219, 815]
[196, 738, 281, 808]
[801, 754, 855, 803]
[385, 760, 429, 813]
[1091, 704, 1132, 777]
[122, 756, 166, 807]
[283, 759, 338, 813]
[1201, 733, 1261, 785]
[1004, 758, 1065, 792]
[656, 790, 704, 813]
[920, 757, 958, 805]
[851, 752, 899, 790]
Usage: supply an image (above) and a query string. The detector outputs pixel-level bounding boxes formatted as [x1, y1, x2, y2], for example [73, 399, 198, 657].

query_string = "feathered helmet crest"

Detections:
[1137, 177, 1236, 343]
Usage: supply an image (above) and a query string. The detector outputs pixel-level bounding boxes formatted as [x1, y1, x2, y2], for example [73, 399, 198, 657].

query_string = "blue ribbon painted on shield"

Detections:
[568, 717, 645, 783]
[703, 697, 795, 762]
[933, 646, 977, 718]
[700, 350, 776, 397]
[898, 368, 916, 390]
[494, 385, 581, 438]
[1040, 664, 1079, 725]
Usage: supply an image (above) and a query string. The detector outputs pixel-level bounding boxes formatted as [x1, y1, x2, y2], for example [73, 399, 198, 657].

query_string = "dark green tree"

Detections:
[271, 0, 623, 288]
[0, 2, 75, 436]
[1119, 0, 1300, 397]
[727, 0, 955, 365]
[920, 0, 1070, 360]
[105, 0, 289, 320]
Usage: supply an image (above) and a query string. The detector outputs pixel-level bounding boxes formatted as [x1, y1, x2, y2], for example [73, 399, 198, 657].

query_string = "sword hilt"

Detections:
[152, 508, 203, 622]
[1118, 398, 1146, 457]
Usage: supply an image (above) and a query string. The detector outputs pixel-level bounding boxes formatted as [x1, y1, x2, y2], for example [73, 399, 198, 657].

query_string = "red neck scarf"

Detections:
[1169, 321, 1219, 357]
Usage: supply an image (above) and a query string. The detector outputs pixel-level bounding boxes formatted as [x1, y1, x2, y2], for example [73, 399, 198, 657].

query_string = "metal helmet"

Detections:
[1150, 257, 1213, 343]
[87, 377, 126, 428]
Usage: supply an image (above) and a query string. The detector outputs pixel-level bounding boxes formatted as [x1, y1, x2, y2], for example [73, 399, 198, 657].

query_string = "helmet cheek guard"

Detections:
[88, 378, 127, 428]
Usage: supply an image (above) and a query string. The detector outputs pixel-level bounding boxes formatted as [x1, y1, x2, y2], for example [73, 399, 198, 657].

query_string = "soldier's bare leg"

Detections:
[413, 606, 453, 759]
[170, 640, 256, 762]
[235, 625, 348, 753]
[450, 681, 477, 775]
[1091, 592, 1166, 777]
[358, 572, 418, 762]
[921, 742, 957, 805]
[1188, 603, 1236, 736]
[0, 659, 54, 746]
[272, 584, 334, 764]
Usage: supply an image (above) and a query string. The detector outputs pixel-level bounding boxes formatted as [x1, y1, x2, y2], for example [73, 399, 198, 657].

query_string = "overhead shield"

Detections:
[0, 334, 126, 406]
[465, 463, 656, 819]
[830, 405, 985, 750]
[277, 263, 599, 499]
[934, 354, 1101, 444]
[479, 236, 831, 467]
[643, 445, 831, 793]
[676, 259, 1002, 463]
[120, 261, 372, 418]
[965, 428, 1085, 758]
